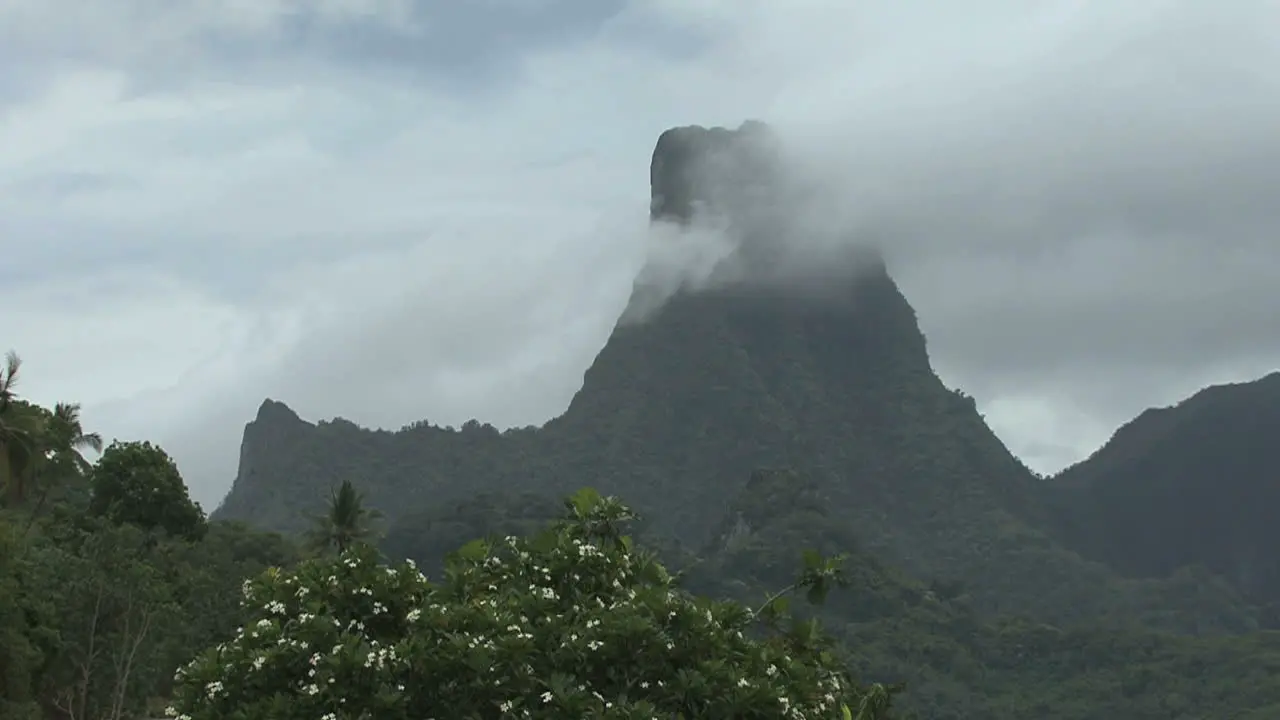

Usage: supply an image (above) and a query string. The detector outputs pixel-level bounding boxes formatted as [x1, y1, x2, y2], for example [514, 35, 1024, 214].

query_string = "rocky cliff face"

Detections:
[649, 120, 783, 224]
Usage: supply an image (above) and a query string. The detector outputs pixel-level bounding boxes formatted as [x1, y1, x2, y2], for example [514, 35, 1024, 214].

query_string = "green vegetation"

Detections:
[303, 478, 383, 555]
[1048, 372, 1280, 610]
[88, 441, 207, 542]
[379, 491, 566, 579]
[171, 488, 896, 720]
[374, 469, 1280, 719]
[0, 355, 299, 719]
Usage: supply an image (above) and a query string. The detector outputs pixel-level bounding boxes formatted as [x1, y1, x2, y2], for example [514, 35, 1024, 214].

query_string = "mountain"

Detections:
[213, 121, 1261, 634]
[1049, 372, 1280, 609]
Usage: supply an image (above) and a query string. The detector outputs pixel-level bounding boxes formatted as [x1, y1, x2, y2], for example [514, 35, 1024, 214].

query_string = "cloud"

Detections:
[3, 0, 1278, 507]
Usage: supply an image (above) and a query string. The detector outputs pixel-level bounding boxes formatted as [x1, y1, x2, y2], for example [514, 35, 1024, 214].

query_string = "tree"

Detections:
[0, 351, 18, 414]
[0, 518, 42, 720]
[42, 402, 104, 478]
[303, 478, 383, 555]
[167, 489, 899, 719]
[1, 354, 102, 513]
[25, 518, 180, 720]
[0, 393, 310, 720]
[0, 351, 35, 507]
[89, 441, 207, 541]
[24, 402, 104, 528]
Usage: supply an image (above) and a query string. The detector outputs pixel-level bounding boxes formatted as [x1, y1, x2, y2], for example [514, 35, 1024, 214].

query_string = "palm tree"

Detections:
[24, 402, 104, 528]
[305, 479, 383, 555]
[42, 402, 104, 473]
[0, 351, 35, 507]
[0, 351, 18, 415]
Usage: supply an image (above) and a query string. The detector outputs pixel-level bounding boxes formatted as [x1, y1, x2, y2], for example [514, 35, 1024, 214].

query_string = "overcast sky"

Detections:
[3, 0, 1278, 510]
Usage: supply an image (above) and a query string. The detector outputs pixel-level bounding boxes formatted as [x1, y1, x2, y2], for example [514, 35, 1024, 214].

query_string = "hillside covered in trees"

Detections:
[201, 122, 1280, 718]
[1047, 371, 1280, 613]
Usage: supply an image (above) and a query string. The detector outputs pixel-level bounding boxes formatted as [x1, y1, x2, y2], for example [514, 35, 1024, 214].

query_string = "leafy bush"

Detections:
[167, 489, 897, 719]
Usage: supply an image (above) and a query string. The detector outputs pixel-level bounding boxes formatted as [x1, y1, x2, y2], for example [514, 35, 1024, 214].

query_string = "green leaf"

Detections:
[764, 595, 791, 619]
[454, 538, 490, 563]
[568, 487, 603, 517]
[805, 582, 830, 606]
[801, 548, 823, 571]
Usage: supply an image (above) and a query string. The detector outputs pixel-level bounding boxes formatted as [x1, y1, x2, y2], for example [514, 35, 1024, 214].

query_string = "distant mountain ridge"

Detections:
[214, 121, 1265, 635]
[1049, 371, 1280, 607]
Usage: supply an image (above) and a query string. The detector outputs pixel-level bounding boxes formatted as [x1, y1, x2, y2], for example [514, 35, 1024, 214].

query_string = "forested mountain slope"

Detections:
[1048, 372, 1280, 610]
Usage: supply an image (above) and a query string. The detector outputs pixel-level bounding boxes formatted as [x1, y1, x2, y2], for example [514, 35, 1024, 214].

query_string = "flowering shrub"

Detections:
[167, 489, 897, 719]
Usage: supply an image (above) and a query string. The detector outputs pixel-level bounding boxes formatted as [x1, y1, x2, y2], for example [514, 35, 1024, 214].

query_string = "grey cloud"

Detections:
[259, 221, 643, 426]
[0, 58, 57, 108]
[0, 0, 651, 104]
[2, 171, 126, 199]
[186, 0, 631, 93]
[903, 240, 1280, 374]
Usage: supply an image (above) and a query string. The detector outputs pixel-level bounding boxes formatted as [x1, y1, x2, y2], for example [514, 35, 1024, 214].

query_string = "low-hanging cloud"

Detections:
[2, 0, 1278, 508]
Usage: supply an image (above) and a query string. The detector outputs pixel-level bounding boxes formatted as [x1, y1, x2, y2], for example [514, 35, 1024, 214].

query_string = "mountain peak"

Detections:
[636, 119, 892, 322]
[650, 120, 782, 224]
[254, 398, 303, 425]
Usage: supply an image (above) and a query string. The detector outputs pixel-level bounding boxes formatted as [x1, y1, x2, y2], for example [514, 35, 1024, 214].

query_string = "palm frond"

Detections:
[0, 351, 20, 396]
[73, 431, 104, 454]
